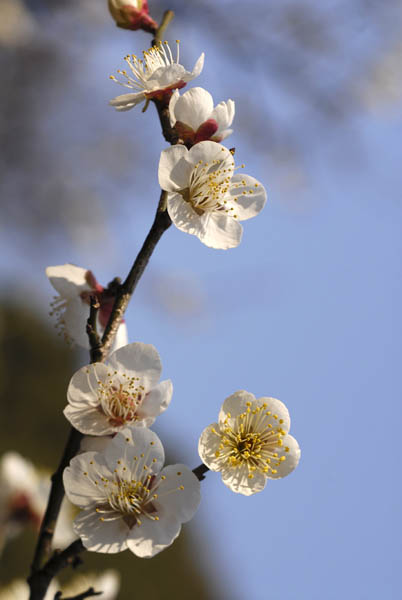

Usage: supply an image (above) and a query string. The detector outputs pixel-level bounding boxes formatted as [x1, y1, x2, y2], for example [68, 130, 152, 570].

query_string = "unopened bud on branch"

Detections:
[108, 0, 158, 33]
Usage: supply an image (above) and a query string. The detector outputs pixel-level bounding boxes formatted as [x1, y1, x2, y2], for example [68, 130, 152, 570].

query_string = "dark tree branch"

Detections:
[193, 464, 210, 481]
[87, 296, 102, 363]
[55, 586, 101, 600]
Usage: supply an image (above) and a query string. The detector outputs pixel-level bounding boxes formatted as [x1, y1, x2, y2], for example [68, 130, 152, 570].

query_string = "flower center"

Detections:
[97, 374, 145, 426]
[185, 156, 235, 215]
[110, 40, 180, 92]
[213, 402, 289, 478]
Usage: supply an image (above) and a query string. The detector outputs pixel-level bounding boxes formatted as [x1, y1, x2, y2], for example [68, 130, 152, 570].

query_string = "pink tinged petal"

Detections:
[64, 404, 115, 436]
[126, 512, 181, 557]
[167, 192, 204, 236]
[221, 464, 267, 496]
[173, 87, 214, 131]
[210, 99, 235, 133]
[198, 423, 222, 471]
[136, 379, 173, 422]
[218, 390, 256, 425]
[46, 264, 91, 298]
[107, 342, 162, 389]
[198, 212, 243, 250]
[110, 322, 129, 353]
[158, 145, 192, 191]
[103, 427, 165, 474]
[109, 92, 145, 111]
[194, 119, 219, 143]
[63, 452, 111, 508]
[73, 508, 128, 554]
[227, 173, 267, 221]
[257, 396, 291, 433]
[154, 464, 201, 522]
[266, 434, 301, 480]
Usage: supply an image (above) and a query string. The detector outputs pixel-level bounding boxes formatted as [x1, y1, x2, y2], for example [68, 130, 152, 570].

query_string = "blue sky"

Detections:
[1, 1, 401, 598]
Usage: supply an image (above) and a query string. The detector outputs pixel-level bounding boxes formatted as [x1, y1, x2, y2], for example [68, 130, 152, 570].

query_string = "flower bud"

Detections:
[108, 0, 158, 33]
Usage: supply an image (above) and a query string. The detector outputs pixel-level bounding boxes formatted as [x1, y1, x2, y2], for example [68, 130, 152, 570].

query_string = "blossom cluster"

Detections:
[38, 22, 301, 591]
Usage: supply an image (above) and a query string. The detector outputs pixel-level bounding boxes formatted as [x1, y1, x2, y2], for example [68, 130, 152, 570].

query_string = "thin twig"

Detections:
[55, 587, 101, 600]
[193, 464, 210, 481]
[152, 10, 174, 46]
[87, 296, 102, 363]
[100, 191, 171, 358]
[29, 540, 85, 600]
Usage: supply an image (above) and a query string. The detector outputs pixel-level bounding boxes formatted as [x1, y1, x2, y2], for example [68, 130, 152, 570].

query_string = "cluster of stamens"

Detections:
[94, 370, 145, 426]
[110, 40, 180, 91]
[211, 401, 290, 479]
[185, 150, 260, 217]
[82, 440, 185, 529]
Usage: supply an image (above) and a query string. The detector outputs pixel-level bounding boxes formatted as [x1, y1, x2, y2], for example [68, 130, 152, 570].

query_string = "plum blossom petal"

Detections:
[169, 88, 234, 144]
[198, 391, 300, 495]
[110, 42, 204, 111]
[46, 263, 127, 352]
[64, 343, 172, 435]
[108, 0, 157, 33]
[158, 141, 266, 249]
[64, 428, 200, 557]
[158, 144, 192, 191]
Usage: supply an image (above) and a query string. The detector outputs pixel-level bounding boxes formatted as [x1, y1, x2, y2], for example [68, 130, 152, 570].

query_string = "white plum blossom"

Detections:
[158, 141, 267, 249]
[108, 0, 157, 32]
[109, 41, 204, 111]
[64, 342, 173, 435]
[169, 87, 235, 144]
[63, 427, 201, 558]
[0, 452, 75, 553]
[198, 390, 300, 495]
[46, 263, 128, 351]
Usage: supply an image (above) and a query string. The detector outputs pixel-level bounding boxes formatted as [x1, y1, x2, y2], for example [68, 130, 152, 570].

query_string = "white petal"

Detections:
[80, 435, 114, 454]
[73, 508, 128, 553]
[126, 512, 181, 557]
[67, 363, 109, 408]
[63, 297, 90, 348]
[186, 52, 205, 80]
[198, 212, 243, 250]
[110, 322, 129, 353]
[146, 64, 186, 90]
[210, 99, 235, 133]
[221, 464, 267, 495]
[266, 434, 301, 479]
[103, 427, 165, 475]
[172, 87, 214, 131]
[109, 92, 145, 111]
[212, 128, 233, 142]
[256, 396, 291, 433]
[169, 89, 180, 126]
[158, 145, 192, 192]
[218, 390, 256, 425]
[107, 342, 162, 389]
[226, 173, 267, 221]
[198, 423, 222, 471]
[167, 192, 204, 236]
[154, 464, 200, 522]
[136, 379, 173, 422]
[46, 264, 91, 298]
[63, 452, 110, 508]
[186, 140, 232, 168]
[64, 404, 115, 436]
